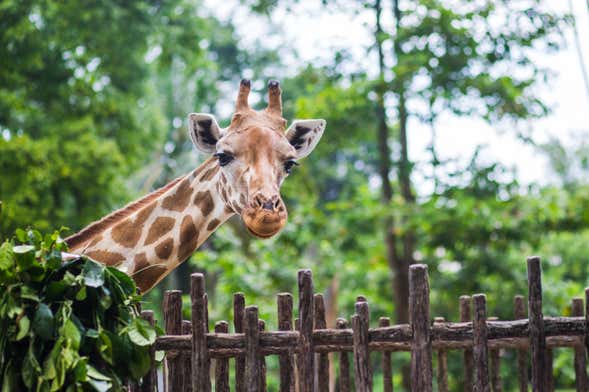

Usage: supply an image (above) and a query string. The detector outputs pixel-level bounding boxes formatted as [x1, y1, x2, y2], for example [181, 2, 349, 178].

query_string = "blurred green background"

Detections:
[1, 0, 589, 389]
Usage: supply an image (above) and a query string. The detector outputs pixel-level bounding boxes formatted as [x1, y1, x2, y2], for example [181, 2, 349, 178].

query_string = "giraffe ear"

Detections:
[188, 113, 223, 153]
[285, 119, 326, 159]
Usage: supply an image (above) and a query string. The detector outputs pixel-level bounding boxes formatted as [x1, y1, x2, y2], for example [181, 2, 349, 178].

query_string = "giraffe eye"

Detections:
[284, 160, 298, 174]
[214, 152, 234, 167]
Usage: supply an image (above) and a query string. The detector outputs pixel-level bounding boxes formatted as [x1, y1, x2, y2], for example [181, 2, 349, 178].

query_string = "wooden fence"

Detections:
[134, 256, 589, 391]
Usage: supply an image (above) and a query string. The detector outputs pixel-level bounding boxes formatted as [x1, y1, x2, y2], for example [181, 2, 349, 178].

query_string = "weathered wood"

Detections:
[336, 318, 350, 392]
[298, 269, 315, 392]
[295, 317, 300, 392]
[353, 300, 372, 392]
[259, 319, 267, 392]
[244, 306, 262, 392]
[545, 348, 554, 391]
[277, 293, 295, 392]
[191, 273, 211, 392]
[527, 256, 546, 392]
[141, 311, 157, 392]
[409, 264, 432, 392]
[586, 288, 589, 359]
[214, 321, 230, 392]
[434, 317, 448, 392]
[514, 295, 528, 392]
[572, 298, 589, 392]
[155, 317, 586, 355]
[487, 317, 501, 392]
[234, 292, 246, 392]
[314, 293, 330, 392]
[182, 320, 192, 392]
[379, 317, 393, 392]
[473, 294, 490, 392]
[164, 290, 183, 392]
[461, 295, 474, 392]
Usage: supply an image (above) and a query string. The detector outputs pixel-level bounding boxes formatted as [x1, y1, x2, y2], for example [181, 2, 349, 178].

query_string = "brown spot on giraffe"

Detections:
[88, 234, 103, 248]
[239, 194, 247, 206]
[155, 238, 174, 259]
[206, 219, 221, 231]
[136, 202, 157, 224]
[162, 178, 192, 212]
[178, 215, 199, 262]
[132, 253, 167, 293]
[111, 218, 142, 248]
[144, 216, 176, 245]
[200, 165, 219, 182]
[194, 191, 215, 216]
[85, 250, 125, 266]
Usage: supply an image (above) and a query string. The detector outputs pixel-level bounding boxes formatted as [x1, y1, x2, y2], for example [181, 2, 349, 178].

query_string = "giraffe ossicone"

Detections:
[65, 79, 326, 292]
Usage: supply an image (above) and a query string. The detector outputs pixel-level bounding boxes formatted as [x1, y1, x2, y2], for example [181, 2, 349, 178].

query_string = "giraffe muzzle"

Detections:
[242, 195, 287, 238]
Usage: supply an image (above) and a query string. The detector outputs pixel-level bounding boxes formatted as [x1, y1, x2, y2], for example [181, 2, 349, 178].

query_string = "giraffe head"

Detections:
[188, 79, 325, 238]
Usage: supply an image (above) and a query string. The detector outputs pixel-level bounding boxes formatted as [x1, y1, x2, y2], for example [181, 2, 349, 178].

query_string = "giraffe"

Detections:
[65, 79, 326, 293]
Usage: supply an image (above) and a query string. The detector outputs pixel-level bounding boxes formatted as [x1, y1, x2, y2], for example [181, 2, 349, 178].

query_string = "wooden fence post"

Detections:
[191, 273, 211, 392]
[527, 256, 546, 392]
[461, 295, 474, 392]
[277, 293, 295, 392]
[336, 318, 350, 392]
[215, 321, 230, 392]
[513, 295, 528, 392]
[487, 317, 502, 392]
[245, 306, 262, 392]
[409, 264, 432, 392]
[585, 288, 589, 359]
[163, 290, 183, 392]
[353, 300, 372, 392]
[181, 321, 192, 392]
[572, 298, 588, 391]
[314, 293, 330, 392]
[473, 294, 490, 392]
[234, 292, 246, 392]
[379, 317, 393, 392]
[298, 269, 315, 392]
[258, 319, 267, 390]
[434, 317, 448, 392]
[141, 310, 157, 392]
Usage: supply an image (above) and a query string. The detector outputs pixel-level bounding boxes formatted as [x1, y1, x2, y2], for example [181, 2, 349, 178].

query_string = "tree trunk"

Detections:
[391, 0, 415, 389]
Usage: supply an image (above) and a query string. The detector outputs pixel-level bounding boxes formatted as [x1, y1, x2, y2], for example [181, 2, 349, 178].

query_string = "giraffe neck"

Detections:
[69, 158, 235, 292]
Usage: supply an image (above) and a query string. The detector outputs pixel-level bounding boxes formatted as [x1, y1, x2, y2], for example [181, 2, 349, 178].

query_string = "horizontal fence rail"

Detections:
[134, 257, 589, 391]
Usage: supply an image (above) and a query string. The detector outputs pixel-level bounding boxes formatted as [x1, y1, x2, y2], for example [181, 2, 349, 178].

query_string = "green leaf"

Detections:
[33, 303, 54, 340]
[22, 343, 41, 389]
[0, 241, 14, 271]
[127, 318, 156, 346]
[87, 378, 111, 392]
[82, 260, 105, 288]
[1, 360, 19, 392]
[86, 365, 111, 381]
[16, 315, 30, 341]
[64, 319, 82, 350]
[13, 245, 36, 270]
[75, 286, 87, 301]
[106, 267, 135, 295]
[128, 345, 151, 380]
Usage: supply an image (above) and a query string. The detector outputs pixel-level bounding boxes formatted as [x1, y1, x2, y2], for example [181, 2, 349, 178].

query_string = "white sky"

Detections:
[204, 0, 589, 188]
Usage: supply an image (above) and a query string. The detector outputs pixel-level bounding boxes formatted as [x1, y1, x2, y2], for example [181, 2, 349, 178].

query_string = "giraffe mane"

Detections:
[65, 175, 185, 250]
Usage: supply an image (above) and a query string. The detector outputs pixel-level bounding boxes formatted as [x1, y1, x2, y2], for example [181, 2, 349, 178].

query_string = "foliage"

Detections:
[0, 229, 156, 391]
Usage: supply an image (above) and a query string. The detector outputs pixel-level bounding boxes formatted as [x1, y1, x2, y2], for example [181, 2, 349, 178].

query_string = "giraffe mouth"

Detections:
[242, 208, 287, 239]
